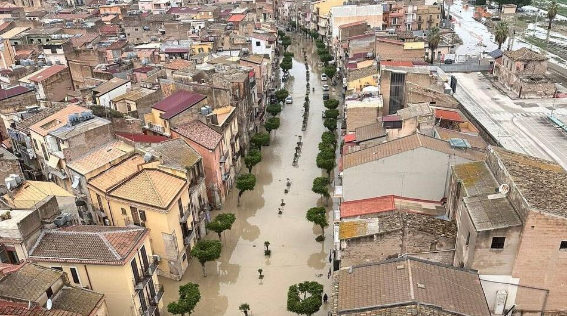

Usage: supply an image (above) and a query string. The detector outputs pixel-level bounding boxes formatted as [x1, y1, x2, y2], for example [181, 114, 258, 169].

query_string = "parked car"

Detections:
[322, 84, 329, 91]
[285, 96, 293, 104]
[321, 74, 328, 81]
[323, 92, 330, 100]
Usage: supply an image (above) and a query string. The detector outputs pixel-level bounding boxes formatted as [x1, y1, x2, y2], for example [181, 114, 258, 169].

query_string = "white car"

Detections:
[285, 96, 293, 104]
[321, 74, 328, 81]
[322, 85, 329, 91]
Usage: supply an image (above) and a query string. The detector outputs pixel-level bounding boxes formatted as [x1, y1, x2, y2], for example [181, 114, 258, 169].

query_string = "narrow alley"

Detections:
[160, 34, 336, 316]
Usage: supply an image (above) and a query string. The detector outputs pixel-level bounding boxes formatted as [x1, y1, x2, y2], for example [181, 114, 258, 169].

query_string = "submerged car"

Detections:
[321, 74, 328, 81]
[285, 96, 293, 104]
[322, 84, 329, 91]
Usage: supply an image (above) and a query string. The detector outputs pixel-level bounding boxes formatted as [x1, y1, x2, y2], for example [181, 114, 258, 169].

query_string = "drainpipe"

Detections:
[83, 265, 93, 289]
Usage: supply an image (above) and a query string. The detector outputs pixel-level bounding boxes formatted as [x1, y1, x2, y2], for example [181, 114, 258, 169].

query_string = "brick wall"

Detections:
[63, 124, 114, 162]
[375, 41, 425, 62]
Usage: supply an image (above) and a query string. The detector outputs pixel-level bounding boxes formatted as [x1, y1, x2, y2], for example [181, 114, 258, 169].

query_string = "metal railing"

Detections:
[144, 256, 159, 277]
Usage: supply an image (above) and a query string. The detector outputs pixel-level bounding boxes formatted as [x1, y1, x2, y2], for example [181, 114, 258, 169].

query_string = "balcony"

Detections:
[150, 284, 165, 306]
[133, 273, 151, 291]
[139, 305, 158, 316]
[180, 207, 191, 223]
[184, 230, 196, 245]
[144, 256, 159, 277]
[145, 122, 167, 135]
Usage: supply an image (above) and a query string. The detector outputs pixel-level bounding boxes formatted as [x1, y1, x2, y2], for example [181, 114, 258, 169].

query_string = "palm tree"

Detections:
[239, 303, 250, 316]
[427, 27, 441, 64]
[494, 21, 509, 50]
[548, 1, 559, 31]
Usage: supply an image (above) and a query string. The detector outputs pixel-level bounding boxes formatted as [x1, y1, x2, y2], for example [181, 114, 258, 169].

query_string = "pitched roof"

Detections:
[343, 133, 485, 169]
[165, 59, 193, 70]
[29, 226, 148, 265]
[70, 33, 99, 48]
[29, 105, 89, 137]
[504, 47, 547, 61]
[435, 109, 464, 122]
[3, 181, 74, 209]
[337, 257, 490, 316]
[67, 141, 134, 175]
[491, 147, 567, 217]
[88, 155, 145, 193]
[111, 87, 156, 102]
[108, 169, 186, 209]
[463, 195, 522, 231]
[28, 65, 68, 83]
[0, 263, 63, 301]
[51, 287, 104, 316]
[172, 120, 222, 150]
[0, 299, 81, 316]
[144, 138, 201, 171]
[152, 91, 206, 119]
[92, 77, 129, 95]
[116, 133, 168, 143]
[341, 195, 396, 218]
[227, 14, 246, 22]
[435, 127, 487, 149]
[0, 85, 32, 101]
[354, 122, 386, 143]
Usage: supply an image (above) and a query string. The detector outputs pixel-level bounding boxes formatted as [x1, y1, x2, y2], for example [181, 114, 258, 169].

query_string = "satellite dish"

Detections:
[46, 299, 52, 310]
[498, 183, 510, 195]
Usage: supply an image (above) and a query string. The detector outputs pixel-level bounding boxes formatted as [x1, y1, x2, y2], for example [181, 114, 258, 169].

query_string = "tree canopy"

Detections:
[265, 117, 281, 133]
[321, 131, 337, 145]
[167, 282, 201, 316]
[494, 21, 509, 50]
[191, 240, 221, 277]
[324, 99, 339, 109]
[244, 149, 262, 173]
[266, 103, 282, 116]
[323, 66, 336, 79]
[427, 27, 441, 64]
[324, 109, 339, 119]
[205, 213, 236, 241]
[311, 177, 330, 199]
[316, 149, 335, 175]
[236, 173, 256, 205]
[251, 132, 270, 149]
[306, 207, 329, 237]
[323, 118, 337, 131]
[287, 281, 324, 316]
[281, 36, 292, 50]
[275, 89, 289, 102]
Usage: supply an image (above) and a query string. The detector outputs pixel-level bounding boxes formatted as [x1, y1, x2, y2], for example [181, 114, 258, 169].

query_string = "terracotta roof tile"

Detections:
[29, 226, 148, 265]
[172, 120, 222, 150]
[144, 138, 201, 171]
[0, 299, 81, 316]
[88, 155, 145, 193]
[108, 169, 186, 209]
[67, 141, 134, 175]
[341, 195, 396, 218]
[51, 287, 104, 316]
[0, 264, 63, 301]
[504, 47, 547, 61]
[29, 105, 89, 137]
[28, 65, 68, 83]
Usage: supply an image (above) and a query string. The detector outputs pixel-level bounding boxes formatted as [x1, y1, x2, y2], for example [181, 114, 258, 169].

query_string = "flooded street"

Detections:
[160, 34, 336, 316]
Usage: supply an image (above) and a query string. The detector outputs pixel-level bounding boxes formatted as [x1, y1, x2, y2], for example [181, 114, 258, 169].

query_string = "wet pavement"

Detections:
[160, 34, 337, 316]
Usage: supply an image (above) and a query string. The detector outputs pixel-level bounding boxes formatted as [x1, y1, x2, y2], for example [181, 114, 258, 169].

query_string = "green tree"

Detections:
[239, 303, 250, 316]
[494, 21, 509, 50]
[275, 89, 289, 103]
[427, 27, 441, 64]
[265, 117, 281, 133]
[167, 282, 201, 316]
[205, 213, 236, 241]
[323, 118, 337, 131]
[311, 177, 330, 201]
[251, 132, 270, 149]
[191, 240, 221, 277]
[244, 149, 262, 173]
[547, 1, 559, 42]
[324, 99, 339, 109]
[319, 53, 333, 63]
[318, 141, 334, 152]
[324, 66, 336, 79]
[316, 150, 335, 175]
[315, 41, 325, 49]
[281, 61, 292, 72]
[282, 36, 292, 50]
[266, 103, 282, 116]
[236, 173, 256, 205]
[287, 281, 324, 316]
[306, 207, 328, 239]
[283, 51, 294, 58]
[317, 48, 328, 56]
[321, 131, 337, 145]
[324, 109, 339, 119]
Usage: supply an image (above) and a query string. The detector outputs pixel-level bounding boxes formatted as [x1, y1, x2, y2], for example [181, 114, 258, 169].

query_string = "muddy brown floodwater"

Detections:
[160, 34, 337, 316]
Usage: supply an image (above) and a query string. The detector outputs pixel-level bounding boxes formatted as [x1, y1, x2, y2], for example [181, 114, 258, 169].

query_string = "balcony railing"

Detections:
[180, 207, 191, 223]
[139, 305, 158, 316]
[146, 122, 166, 135]
[144, 256, 159, 277]
[150, 284, 165, 306]
[133, 273, 151, 291]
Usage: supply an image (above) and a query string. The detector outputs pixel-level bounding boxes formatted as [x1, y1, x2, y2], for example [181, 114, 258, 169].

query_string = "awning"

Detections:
[47, 155, 60, 169]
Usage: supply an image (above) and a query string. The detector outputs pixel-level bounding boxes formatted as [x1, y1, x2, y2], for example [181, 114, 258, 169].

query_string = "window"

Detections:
[121, 208, 127, 215]
[51, 266, 63, 271]
[560, 241, 567, 250]
[465, 232, 471, 246]
[256, 41, 261, 47]
[33, 139, 39, 150]
[182, 253, 187, 261]
[46, 287, 53, 298]
[96, 194, 103, 211]
[70, 267, 81, 285]
[491, 237, 506, 249]
[139, 210, 146, 222]
[178, 199, 184, 216]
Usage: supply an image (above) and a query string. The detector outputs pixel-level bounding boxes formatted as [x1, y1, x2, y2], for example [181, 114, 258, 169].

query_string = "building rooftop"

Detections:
[116, 133, 168, 144]
[172, 120, 222, 150]
[49, 116, 111, 140]
[0, 299, 80, 316]
[0, 263, 62, 301]
[165, 59, 193, 70]
[152, 90, 206, 120]
[0, 27, 29, 39]
[341, 195, 396, 218]
[354, 122, 386, 143]
[28, 65, 68, 83]
[435, 127, 487, 149]
[343, 133, 485, 169]
[29, 226, 148, 265]
[504, 47, 547, 62]
[0, 85, 32, 101]
[88, 155, 145, 193]
[29, 105, 88, 137]
[92, 77, 129, 95]
[227, 14, 246, 22]
[111, 87, 156, 103]
[453, 161, 499, 197]
[3, 181, 74, 209]
[464, 195, 522, 231]
[492, 147, 567, 217]
[337, 257, 490, 316]
[67, 141, 134, 176]
[143, 139, 200, 172]
[108, 169, 186, 209]
[51, 287, 104, 316]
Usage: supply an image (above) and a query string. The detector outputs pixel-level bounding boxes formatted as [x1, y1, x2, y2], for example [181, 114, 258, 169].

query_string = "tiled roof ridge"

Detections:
[143, 170, 165, 206]
[346, 255, 480, 274]
[106, 166, 147, 194]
